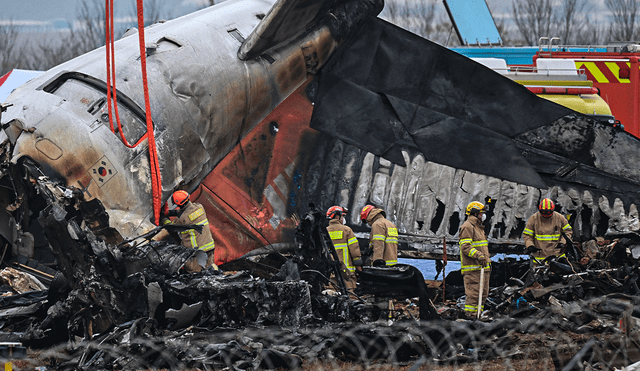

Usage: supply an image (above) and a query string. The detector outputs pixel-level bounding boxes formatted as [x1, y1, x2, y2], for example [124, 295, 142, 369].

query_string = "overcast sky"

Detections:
[0, 0, 205, 25]
[0, 0, 611, 28]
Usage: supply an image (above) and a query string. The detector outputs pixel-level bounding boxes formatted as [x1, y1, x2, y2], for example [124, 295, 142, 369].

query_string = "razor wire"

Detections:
[7, 297, 640, 371]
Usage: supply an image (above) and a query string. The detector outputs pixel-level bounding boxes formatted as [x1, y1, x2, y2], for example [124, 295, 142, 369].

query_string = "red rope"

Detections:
[104, 0, 163, 225]
[105, 0, 146, 148]
[135, 0, 163, 225]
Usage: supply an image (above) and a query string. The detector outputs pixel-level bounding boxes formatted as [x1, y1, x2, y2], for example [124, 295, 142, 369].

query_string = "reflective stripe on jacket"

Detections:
[327, 219, 362, 271]
[459, 215, 491, 274]
[172, 201, 215, 252]
[523, 211, 572, 259]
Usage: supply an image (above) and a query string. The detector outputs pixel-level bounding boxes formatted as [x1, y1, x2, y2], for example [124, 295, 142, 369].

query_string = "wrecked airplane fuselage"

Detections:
[0, 0, 380, 263]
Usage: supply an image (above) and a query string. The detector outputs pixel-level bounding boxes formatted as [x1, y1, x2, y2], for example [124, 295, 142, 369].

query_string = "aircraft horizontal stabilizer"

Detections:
[310, 18, 576, 189]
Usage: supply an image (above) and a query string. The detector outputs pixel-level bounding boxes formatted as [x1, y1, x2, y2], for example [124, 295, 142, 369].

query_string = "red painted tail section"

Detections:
[192, 80, 318, 265]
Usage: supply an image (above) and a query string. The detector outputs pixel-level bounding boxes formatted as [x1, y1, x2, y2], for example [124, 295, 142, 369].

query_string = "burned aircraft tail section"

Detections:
[239, 0, 384, 61]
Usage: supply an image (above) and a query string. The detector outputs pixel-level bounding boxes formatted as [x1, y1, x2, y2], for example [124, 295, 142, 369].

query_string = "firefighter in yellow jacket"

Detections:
[459, 201, 491, 319]
[326, 206, 363, 292]
[163, 190, 217, 272]
[360, 205, 398, 266]
[523, 198, 573, 264]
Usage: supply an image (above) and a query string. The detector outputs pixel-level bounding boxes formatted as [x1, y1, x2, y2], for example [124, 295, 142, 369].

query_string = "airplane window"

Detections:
[44, 74, 148, 145]
[94, 96, 147, 144]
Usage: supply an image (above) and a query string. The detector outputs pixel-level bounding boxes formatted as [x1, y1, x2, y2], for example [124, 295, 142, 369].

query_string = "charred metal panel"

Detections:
[165, 276, 313, 329]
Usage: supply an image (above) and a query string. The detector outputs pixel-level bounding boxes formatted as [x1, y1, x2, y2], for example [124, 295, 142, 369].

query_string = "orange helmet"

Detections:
[360, 205, 375, 222]
[539, 198, 555, 217]
[172, 190, 190, 207]
[326, 206, 347, 219]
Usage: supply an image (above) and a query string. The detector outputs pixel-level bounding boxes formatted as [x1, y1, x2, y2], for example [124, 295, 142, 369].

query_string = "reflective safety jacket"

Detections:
[171, 201, 215, 252]
[459, 215, 491, 275]
[367, 209, 398, 266]
[327, 219, 362, 271]
[523, 211, 572, 262]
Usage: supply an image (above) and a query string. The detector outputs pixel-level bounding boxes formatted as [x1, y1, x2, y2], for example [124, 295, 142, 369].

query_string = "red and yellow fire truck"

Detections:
[534, 48, 640, 137]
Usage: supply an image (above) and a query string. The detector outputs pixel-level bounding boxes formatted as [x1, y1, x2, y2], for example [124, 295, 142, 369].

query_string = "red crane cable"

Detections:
[135, 0, 163, 225]
[104, 0, 163, 225]
[105, 0, 146, 148]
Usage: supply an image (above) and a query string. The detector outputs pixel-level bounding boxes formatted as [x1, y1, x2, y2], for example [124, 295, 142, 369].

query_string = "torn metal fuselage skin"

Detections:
[0, 0, 381, 258]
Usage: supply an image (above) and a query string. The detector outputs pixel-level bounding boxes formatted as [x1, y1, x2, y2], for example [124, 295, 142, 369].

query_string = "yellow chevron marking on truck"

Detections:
[605, 62, 630, 83]
[575, 61, 609, 83]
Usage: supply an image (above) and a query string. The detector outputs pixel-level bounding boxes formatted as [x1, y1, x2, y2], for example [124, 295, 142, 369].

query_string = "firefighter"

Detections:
[326, 206, 363, 292]
[459, 201, 491, 319]
[360, 205, 398, 266]
[522, 198, 573, 264]
[163, 190, 217, 272]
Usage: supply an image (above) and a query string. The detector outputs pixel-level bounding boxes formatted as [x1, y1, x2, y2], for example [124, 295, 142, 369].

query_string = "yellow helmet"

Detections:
[465, 201, 486, 215]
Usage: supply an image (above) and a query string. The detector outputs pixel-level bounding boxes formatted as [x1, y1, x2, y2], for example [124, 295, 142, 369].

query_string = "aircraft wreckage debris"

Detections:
[3, 0, 640, 368]
[0, 175, 637, 369]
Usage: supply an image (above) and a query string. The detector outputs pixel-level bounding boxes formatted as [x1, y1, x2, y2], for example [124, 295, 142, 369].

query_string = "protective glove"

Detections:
[206, 265, 221, 274]
[526, 245, 541, 255]
[372, 259, 386, 267]
[352, 257, 363, 266]
[476, 255, 490, 267]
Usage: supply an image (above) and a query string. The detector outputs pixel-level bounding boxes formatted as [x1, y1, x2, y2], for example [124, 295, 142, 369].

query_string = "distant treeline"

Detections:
[2, 0, 640, 76]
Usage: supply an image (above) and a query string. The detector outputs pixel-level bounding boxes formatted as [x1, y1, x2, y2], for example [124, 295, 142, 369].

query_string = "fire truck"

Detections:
[533, 44, 640, 137]
[467, 54, 615, 127]
[453, 41, 637, 137]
